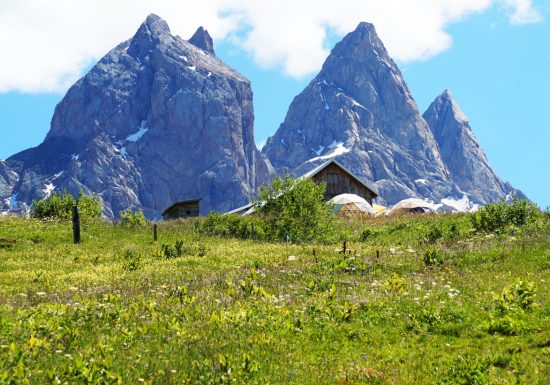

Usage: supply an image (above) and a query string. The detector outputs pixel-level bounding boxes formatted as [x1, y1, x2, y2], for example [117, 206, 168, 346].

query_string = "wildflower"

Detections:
[36, 292, 46, 296]
[287, 255, 296, 261]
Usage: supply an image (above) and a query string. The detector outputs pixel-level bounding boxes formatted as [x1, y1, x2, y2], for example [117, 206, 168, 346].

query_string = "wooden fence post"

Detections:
[72, 205, 80, 244]
[154, 223, 158, 241]
[251, 223, 255, 239]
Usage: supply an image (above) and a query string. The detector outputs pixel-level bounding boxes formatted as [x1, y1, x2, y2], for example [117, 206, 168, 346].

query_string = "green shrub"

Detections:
[122, 247, 141, 271]
[198, 213, 265, 239]
[493, 278, 536, 313]
[157, 239, 206, 259]
[425, 225, 443, 243]
[423, 247, 445, 267]
[254, 175, 336, 242]
[118, 208, 148, 226]
[31, 190, 102, 221]
[437, 354, 490, 385]
[486, 313, 525, 335]
[470, 198, 538, 232]
[360, 228, 377, 241]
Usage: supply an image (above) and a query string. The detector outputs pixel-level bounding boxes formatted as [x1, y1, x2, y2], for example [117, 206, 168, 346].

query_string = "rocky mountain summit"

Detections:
[263, 22, 523, 206]
[423, 90, 524, 204]
[1, 14, 274, 217]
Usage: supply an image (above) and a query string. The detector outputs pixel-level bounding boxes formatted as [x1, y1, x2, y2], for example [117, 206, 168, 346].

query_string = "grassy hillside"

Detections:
[0, 213, 549, 384]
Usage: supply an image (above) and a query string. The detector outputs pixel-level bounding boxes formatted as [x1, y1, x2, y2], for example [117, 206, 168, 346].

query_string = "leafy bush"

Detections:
[425, 225, 443, 243]
[423, 247, 446, 267]
[198, 213, 264, 239]
[493, 278, 536, 313]
[384, 273, 405, 293]
[31, 190, 102, 221]
[157, 239, 207, 259]
[486, 313, 525, 335]
[254, 175, 336, 242]
[470, 198, 538, 232]
[360, 228, 377, 241]
[122, 247, 141, 271]
[437, 354, 490, 385]
[118, 208, 148, 226]
[199, 175, 338, 243]
[485, 278, 535, 335]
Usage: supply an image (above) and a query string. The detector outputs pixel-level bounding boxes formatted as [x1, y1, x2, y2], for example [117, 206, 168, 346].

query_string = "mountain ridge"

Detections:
[262, 22, 523, 207]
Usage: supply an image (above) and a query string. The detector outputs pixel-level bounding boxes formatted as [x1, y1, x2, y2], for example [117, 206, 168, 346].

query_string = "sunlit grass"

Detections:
[0, 214, 548, 384]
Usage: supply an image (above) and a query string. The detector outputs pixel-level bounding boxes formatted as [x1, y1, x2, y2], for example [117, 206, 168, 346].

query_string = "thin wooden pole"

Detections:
[154, 223, 158, 241]
[72, 205, 80, 244]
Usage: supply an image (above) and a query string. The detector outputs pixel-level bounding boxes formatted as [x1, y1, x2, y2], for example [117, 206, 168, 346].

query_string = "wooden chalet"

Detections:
[162, 199, 201, 220]
[300, 159, 378, 203]
[225, 159, 378, 216]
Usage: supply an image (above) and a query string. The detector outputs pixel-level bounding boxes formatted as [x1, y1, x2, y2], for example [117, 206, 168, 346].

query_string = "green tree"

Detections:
[119, 208, 148, 226]
[31, 189, 102, 221]
[254, 175, 335, 242]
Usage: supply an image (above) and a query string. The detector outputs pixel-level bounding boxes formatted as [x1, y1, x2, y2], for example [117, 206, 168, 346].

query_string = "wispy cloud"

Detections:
[502, 0, 543, 24]
[0, 0, 543, 93]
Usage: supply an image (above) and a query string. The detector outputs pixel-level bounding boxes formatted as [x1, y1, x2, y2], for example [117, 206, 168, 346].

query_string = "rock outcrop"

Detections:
[1, 14, 274, 217]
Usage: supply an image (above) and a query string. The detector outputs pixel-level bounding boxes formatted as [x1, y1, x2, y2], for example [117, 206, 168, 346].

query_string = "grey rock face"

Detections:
[423, 90, 525, 203]
[2, 14, 274, 218]
[263, 22, 454, 204]
[263, 22, 523, 206]
[189, 26, 215, 55]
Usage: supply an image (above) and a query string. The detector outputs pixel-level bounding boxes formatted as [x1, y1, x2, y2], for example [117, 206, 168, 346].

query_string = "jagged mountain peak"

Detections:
[429, 89, 469, 124]
[141, 13, 171, 35]
[189, 26, 215, 55]
[127, 14, 171, 57]
[423, 91, 524, 203]
[322, 21, 391, 69]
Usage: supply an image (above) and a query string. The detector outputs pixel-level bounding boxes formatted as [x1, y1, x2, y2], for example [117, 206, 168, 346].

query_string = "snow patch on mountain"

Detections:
[308, 142, 350, 162]
[43, 183, 55, 198]
[125, 121, 148, 142]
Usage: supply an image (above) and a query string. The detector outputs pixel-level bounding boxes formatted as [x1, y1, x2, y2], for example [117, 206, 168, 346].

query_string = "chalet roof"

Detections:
[225, 159, 378, 215]
[162, 198, 201, 216]
[299, 159, 379, 197]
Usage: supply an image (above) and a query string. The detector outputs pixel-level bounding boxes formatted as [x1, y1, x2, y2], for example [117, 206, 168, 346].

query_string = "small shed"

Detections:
[162, 199, 201, 220]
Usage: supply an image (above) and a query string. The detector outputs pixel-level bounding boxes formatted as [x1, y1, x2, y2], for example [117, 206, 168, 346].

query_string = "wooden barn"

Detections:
[162, 199, 201, 220]
[226, 159, 378, 216]
[300, 159, 378, 204]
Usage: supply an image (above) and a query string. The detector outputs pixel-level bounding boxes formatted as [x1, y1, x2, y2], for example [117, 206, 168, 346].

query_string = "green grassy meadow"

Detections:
[0, 213, 549, 384]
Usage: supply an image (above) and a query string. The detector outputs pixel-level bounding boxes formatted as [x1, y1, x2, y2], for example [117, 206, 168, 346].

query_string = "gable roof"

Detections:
[162, 198, 201, 216]
[299, 159, 379, 197]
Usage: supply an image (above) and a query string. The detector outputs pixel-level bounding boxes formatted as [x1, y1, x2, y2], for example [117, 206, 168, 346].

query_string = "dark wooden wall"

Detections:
[312, 163, 376, 204]
[163, 201, 200, 220]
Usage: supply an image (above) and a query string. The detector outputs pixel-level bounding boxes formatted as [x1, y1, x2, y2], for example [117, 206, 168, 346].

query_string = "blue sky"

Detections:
[0, 1, 548, 208]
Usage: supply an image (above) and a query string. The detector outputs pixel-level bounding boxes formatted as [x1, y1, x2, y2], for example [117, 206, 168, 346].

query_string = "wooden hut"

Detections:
[301, 159, 378, 204]
[162, 199, 201, 220]
[225, 159, 378, 215]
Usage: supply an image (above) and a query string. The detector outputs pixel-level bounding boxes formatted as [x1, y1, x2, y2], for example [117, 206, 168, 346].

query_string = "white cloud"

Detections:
[0, 0, 543, 92]
[502, 0, 543, 24]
